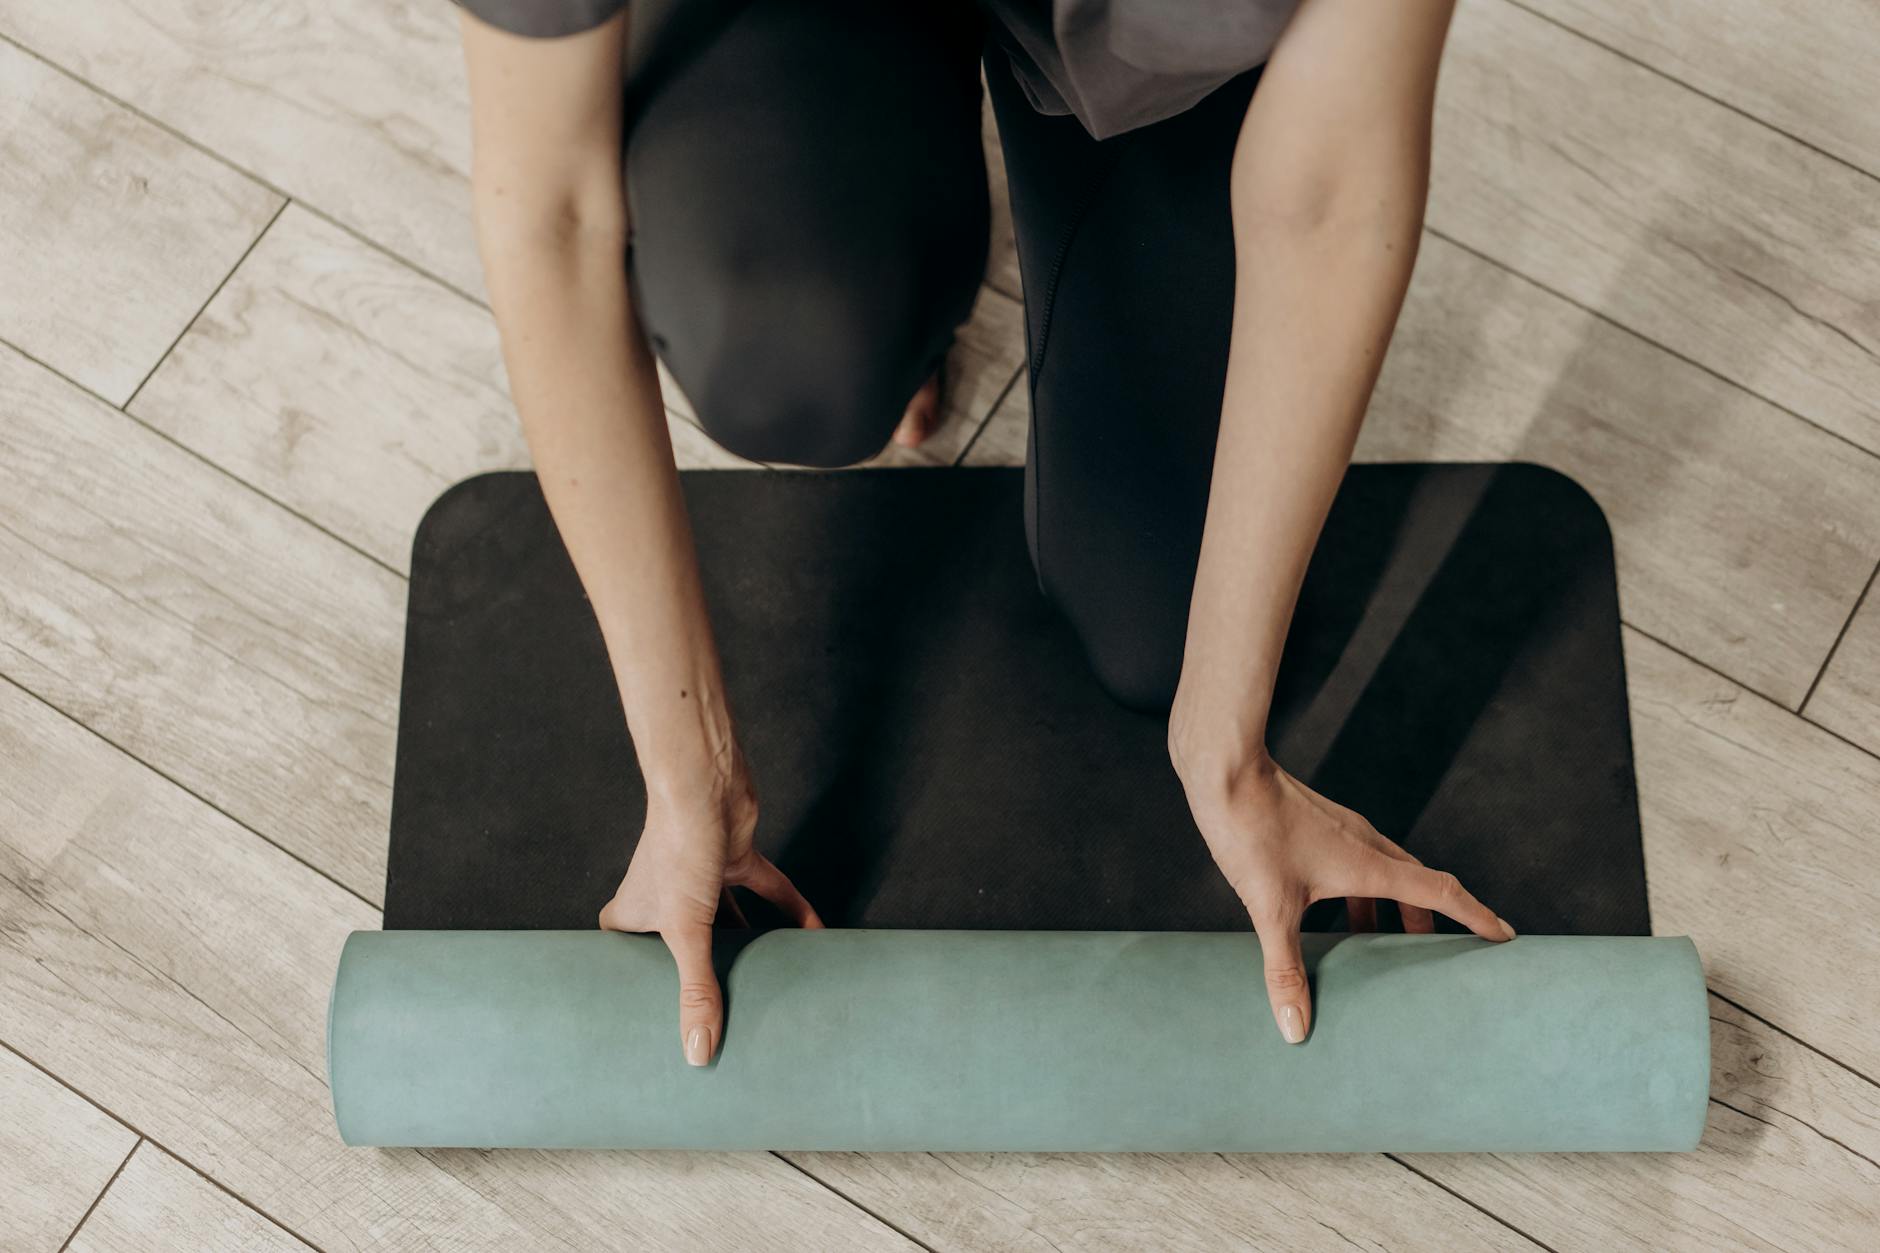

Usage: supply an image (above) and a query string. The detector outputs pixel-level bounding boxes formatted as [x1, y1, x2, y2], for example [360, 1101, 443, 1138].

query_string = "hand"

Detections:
[1173, 747, 1514, 1046]
[599, 743, 822, 1066]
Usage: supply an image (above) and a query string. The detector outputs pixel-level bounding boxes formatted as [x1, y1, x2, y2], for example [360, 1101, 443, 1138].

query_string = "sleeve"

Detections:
[450, 0, 627, 39]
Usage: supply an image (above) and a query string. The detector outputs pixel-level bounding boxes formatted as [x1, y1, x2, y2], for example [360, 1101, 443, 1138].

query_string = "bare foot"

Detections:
[891, 372, 942, 448]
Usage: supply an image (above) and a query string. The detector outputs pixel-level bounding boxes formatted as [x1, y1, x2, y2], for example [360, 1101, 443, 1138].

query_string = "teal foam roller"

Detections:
[327, 929, 1710, 1152]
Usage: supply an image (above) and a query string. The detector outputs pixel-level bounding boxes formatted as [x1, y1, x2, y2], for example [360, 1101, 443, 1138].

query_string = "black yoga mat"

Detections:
[384, 464, 1648, 937]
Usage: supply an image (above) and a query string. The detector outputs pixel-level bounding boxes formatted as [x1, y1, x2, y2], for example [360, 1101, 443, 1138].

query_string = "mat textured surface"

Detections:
[385, 464, 1647, 936]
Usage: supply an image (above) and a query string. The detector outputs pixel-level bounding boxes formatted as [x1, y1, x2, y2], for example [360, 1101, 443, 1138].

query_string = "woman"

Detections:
[455, 0, 1514, 1066]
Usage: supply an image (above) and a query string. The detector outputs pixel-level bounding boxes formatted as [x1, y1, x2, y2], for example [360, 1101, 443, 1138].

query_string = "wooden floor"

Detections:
[3, 1, 1878, 1248]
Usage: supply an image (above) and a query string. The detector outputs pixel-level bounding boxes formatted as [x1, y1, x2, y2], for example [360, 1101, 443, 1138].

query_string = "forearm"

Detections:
[1171, 1, 1448, 784]
[483, 226, 736, 805]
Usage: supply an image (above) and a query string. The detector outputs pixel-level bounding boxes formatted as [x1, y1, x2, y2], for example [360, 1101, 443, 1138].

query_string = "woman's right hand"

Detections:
[599, 743, 822, 1066]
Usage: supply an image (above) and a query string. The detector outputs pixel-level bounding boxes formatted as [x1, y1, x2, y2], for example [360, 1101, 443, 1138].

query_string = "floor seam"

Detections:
[1, 1039, 329, 1252]
[0, 671, 384, 914]
[1499, 0, 1880, 190]
[56, 1136, 139, 1253]
[771, 1154, 941, 1253]
[1799, 556, 1879, 713]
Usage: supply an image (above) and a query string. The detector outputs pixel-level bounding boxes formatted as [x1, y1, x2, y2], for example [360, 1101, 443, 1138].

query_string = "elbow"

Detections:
[1229, 148, 1430, 248]
[472, 178, 627, 264]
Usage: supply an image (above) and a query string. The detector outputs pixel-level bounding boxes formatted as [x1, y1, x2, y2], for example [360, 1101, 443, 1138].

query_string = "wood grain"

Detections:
[1520, 0, 1880, 178]
[70, 1143, 313, 1253]
[1, 342, 402, 900]
[1358, 234, 1880, 707]
[1434, 0, 1880, 456]
[961, 379, 1027, 468]
[0, 39, 281, 403]
[0, 0, 485, 296]
[784, 1150, 1533, 1252]
[0, 1, 1025, 322]
[128, 203, 526, 573]
[1805, 576, 1880, 756]
[983, 93, 1023, 302]
[0, 678, 915, 1253]
[131, 203, 966, 582]
[1617, 630, 1880, 1078]
[0, 1047, 135, 1252]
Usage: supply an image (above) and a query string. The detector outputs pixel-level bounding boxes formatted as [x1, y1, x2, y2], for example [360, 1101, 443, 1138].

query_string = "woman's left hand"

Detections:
[1172, 746, 1515, 1046]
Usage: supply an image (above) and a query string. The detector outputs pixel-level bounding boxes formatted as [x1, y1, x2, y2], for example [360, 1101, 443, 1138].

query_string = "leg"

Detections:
[987, 54, 1261, 710]
[624, 0, 988, 467]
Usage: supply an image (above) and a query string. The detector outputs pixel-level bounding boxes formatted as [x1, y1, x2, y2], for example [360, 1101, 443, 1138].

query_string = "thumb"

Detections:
[1251, 910, 1312, 1045]
[664, 923, 722, 1067]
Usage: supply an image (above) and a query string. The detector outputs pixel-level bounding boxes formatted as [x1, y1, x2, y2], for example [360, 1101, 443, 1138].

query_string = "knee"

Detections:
[1082, 633, 1184, 714]
[669, 270, 941, 469]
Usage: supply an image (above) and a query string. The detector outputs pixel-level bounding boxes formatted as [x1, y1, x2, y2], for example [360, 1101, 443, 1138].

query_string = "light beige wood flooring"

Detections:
[2, 2, 1878, 1248]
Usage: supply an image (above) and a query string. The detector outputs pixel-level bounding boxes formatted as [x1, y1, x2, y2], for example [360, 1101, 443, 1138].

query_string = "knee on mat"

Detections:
[680, 280, 936, 469]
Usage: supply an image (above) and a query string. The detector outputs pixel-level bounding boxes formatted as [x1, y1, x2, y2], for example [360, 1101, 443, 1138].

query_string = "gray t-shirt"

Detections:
[452, 1, 1297, 140]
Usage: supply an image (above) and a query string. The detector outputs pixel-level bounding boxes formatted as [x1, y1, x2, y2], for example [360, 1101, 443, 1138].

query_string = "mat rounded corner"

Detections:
[411, 471, 539, 570]
[1500, 462, 1615, 552]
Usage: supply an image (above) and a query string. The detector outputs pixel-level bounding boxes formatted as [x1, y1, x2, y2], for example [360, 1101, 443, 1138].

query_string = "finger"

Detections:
[1349, 831, 1434, 933]
[730, 854, 824, 929]
[663, 923, 723, 1067]
[1345, 896, 1378, 932]
[1369, 858, 1514, 942]
[1250, 910, 1312, 1045]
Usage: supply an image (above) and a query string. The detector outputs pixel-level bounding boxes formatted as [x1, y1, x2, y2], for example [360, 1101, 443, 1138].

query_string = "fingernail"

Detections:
[1499, 918, 1518, 941]
[685, 1026, 712, 1067]
[1279, 1005, 1306, 1044]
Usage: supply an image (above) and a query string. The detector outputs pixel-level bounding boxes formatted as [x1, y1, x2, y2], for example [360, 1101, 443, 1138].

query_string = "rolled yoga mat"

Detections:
[328, 929, 1710, 1152]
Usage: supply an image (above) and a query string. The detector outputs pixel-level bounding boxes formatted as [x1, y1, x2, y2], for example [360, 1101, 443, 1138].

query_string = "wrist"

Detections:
[1167, 683, 1273, 812]
[629, 688, 744, 818]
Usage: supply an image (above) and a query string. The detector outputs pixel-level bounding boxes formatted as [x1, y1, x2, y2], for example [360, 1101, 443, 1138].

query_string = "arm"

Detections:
[460, 11, 817, 1068]
[1167, 0, 1513, 1043]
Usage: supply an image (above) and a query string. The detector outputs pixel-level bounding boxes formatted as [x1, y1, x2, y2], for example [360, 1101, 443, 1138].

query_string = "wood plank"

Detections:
[1433, 0, 1880, 456]
[1805, 576, 1880, 756]
[130, 204, 982, 582]
[969, 233, 1880, 706]
[0, 678, 914, 1252]
[1404, 995, 1880, 1251]
[784, 1150, 1533, 1251]
[982, 91, 1022, 302]
[0, 1048, 136, 1252]
[0, 0, 485, 296]
[0, 39, 281, 403]
[125, 203, 528, 572]
[1615, 629, 1880, 1079]
[1357, 234, 1880, 707]
[70, 1142, 311, 1253]
[1520, 0, 1880, 179]
[0, 3, 1026, 325]
[0, 342, 400, 899]
[960, 377, 1027, 468]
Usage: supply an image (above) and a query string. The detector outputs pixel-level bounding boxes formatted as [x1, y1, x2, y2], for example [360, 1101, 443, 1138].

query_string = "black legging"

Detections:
[625, 0, 1257, 711]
